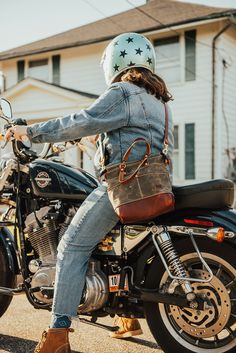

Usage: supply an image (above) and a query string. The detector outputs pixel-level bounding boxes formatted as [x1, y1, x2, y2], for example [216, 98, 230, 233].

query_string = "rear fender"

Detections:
[134, 208, 236, 286]
[158, 207, 236, 232]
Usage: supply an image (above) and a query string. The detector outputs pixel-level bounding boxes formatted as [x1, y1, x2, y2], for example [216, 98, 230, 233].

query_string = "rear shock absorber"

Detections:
[151, 226, 196, 301]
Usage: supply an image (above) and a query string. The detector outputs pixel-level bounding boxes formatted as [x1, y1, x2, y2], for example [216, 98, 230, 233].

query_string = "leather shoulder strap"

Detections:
[162, 103, 169, 157]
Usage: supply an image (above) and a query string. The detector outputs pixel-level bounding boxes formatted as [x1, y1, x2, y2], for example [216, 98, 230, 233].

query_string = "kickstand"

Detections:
[79, 317, 119, 332]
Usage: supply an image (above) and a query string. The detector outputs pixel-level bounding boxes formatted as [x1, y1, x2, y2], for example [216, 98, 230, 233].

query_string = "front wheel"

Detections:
[0, 244, 16, 317]
[144, 237, 236, 353]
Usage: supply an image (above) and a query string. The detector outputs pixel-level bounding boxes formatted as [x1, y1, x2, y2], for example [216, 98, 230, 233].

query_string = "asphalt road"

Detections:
[0, 295, 163, 353]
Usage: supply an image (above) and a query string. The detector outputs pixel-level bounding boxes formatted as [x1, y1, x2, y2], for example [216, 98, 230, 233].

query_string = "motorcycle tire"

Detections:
[144, 237, 236, 353]
[0, 244, 16, 317]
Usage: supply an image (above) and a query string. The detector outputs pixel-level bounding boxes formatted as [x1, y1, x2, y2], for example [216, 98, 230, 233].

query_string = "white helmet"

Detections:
[101, 32, 156, 85]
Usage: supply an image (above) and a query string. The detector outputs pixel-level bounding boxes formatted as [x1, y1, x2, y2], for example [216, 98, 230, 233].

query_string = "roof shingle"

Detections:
[0, 0, 235, 61]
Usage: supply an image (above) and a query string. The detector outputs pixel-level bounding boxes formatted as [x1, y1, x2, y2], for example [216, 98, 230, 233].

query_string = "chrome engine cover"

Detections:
[31, 265, 56, 304]
[78, 260, 109, 314]
[31, 260, 109, 312]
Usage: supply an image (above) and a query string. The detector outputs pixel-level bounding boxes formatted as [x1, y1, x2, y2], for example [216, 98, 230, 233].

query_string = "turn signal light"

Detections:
[216, 228, 225, 243]
[207, 227, 225, 243]
[0, 133, 5, 141]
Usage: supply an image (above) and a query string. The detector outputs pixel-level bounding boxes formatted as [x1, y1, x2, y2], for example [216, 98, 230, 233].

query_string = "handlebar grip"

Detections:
[21, 135, 31, 149]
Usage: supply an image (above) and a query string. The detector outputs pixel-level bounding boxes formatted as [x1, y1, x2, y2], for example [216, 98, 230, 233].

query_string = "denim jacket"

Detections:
[27, 81, 173, 174]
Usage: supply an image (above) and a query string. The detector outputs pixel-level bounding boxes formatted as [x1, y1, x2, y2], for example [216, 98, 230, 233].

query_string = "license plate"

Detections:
[108, 274, 129, 292]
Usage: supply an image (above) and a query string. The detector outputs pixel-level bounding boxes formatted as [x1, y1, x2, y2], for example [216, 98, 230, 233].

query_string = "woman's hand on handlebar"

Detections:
[5, 125, 28, 141]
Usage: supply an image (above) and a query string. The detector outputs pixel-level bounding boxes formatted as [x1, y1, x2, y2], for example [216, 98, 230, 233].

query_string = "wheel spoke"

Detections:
[215, 265, 222, 279]
[226, 279, 236, 289]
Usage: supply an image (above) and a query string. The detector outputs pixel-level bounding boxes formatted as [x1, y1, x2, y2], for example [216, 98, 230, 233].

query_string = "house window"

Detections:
[154, 36, 181, 83]
[52, 55, 60, 85]
[28, 59, 49, 81]
[17, 60, 25, 82]
[185, 30, 196, 81]
[185, 123, 195, 179]
[173, 125, 179, 179]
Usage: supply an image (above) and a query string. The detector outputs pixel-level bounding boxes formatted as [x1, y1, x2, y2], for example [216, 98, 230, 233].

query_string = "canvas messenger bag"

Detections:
[101, 103, 175, 224]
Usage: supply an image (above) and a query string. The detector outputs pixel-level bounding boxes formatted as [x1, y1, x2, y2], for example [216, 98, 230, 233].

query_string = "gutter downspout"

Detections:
[211, 20, 233, 179]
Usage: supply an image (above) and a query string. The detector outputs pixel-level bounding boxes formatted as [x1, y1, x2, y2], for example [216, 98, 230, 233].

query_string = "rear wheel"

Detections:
[144, 237, 236, 353]
[0, 244, 16, 317]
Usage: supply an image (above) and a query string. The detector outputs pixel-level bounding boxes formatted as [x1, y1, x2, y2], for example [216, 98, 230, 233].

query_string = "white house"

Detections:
[0, 0, 235, 184]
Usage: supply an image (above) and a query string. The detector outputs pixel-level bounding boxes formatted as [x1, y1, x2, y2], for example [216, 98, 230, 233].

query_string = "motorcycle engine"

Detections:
[24, 205, 109, 311]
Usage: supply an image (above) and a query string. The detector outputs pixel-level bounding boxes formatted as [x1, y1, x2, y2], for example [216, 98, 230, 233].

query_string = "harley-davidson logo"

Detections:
[35, 171, 51, 188]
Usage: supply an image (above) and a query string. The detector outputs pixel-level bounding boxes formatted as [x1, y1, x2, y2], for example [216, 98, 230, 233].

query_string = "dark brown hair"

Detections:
[114, 67, 173, 103]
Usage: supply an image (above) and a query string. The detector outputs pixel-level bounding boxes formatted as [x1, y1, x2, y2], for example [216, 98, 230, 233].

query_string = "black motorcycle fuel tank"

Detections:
[29, 159, 99, 200]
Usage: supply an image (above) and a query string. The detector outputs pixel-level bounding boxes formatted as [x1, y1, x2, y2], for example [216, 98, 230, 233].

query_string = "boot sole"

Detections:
[109, 329, 143, 339]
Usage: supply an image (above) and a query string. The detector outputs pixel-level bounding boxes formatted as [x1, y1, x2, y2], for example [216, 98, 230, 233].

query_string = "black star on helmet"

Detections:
[128, 61, 136, 66]
[120, 50, 128, 58]
[135, 48, 143, 55]
[147, 57, 152, 65]
[126, 37, 134, 43]
[113, 64, 120, 72]
[114, 41, 119, 46]
[146, 44, 151, 50]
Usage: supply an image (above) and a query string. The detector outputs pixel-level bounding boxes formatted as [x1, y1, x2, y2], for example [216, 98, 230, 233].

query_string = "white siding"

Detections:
[218, 27, 236, 179]
[60, 43, 107, 95]
[1, 44, 107, 95]
[1, 83, 95, 166]
[166, 24, 217, 184]
[3, 60, 17, 89]
[6, 85, 93, 120]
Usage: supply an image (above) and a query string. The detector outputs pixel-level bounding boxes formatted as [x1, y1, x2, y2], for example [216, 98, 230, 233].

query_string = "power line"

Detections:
[81, 0, 127, 32]
[81, 0, 220, 84]
[126, 0, 226, 50]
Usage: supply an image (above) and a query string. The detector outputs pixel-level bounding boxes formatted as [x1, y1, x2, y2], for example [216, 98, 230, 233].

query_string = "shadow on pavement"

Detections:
[125, 336, 160, 349]
[0, 334, 82, 353]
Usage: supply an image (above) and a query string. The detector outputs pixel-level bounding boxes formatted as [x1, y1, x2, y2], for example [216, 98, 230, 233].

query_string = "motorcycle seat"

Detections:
[172, 179, 234, 210]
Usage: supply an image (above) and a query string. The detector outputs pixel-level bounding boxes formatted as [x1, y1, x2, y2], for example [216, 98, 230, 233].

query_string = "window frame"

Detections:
[185, 30, 196, 81]
[153, 30, 196, 85]
[154, 36, 181, 84]
[28, 58, 49, 82]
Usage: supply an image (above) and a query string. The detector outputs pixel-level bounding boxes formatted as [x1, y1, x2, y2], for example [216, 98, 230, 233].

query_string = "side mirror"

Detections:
[0, 98, 12, 119]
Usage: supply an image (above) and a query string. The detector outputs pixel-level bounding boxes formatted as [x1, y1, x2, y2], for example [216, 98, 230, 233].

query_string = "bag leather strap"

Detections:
[122, 137, 151, 162]
[162, 103, 169, 156]
[119, 138, 151, 183]
[119, 103, 169, 183]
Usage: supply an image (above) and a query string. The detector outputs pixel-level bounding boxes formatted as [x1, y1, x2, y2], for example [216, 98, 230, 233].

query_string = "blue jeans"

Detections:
[52, 184, 119, 318]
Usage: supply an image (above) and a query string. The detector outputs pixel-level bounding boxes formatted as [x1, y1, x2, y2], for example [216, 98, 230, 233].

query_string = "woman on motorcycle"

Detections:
[6, 32, 173, 353]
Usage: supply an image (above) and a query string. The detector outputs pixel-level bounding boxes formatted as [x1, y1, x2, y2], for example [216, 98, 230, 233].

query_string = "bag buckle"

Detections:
[162, 143, 168, 156]
[119, 162, 127, 182]
[119, 162, 126, 171]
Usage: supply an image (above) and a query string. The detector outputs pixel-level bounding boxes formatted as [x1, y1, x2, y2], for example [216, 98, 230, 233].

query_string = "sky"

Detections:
[0, 0, 236, 52]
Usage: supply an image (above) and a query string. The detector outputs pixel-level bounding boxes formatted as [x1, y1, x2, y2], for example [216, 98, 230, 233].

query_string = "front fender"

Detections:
[0, 227, 19, 274]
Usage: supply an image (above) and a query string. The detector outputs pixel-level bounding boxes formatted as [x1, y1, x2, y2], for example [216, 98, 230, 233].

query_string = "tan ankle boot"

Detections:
[109, 317, 143, 339]
[34, 327, 74, 353]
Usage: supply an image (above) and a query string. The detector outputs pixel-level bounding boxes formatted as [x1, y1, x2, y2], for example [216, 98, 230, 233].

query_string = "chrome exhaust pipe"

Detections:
[0, 286, 24, 296]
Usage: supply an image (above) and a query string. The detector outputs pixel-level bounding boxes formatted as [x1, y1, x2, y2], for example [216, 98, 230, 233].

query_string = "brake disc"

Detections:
[169, 270, 231, 338]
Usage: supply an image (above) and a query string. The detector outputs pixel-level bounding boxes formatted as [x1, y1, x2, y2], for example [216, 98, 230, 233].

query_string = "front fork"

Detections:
[150, 225, 213, 305]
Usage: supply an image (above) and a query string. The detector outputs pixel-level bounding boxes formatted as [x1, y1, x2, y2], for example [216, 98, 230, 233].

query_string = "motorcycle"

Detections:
[0, 97, 236, 353]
